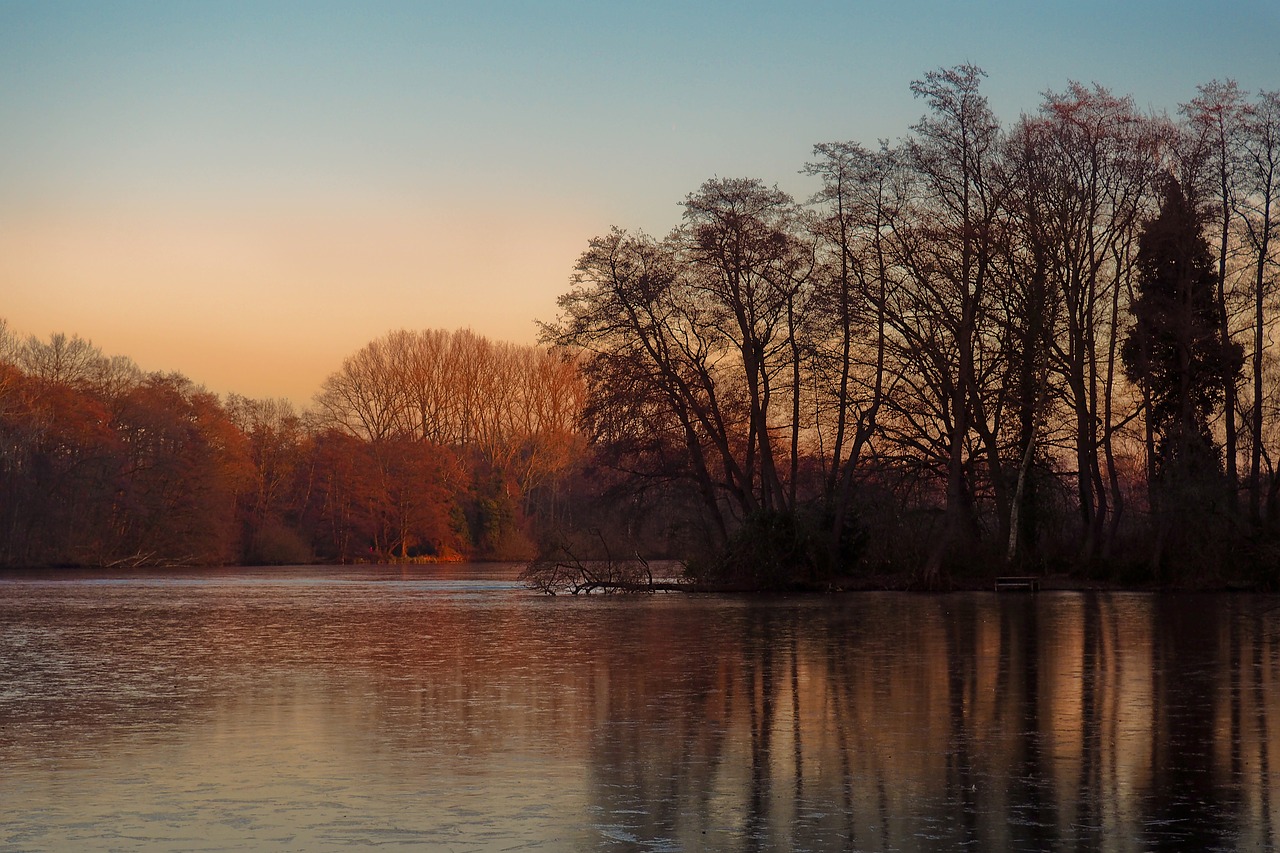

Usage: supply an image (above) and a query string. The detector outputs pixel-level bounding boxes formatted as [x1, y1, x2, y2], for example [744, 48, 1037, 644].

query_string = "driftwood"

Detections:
[519, 540, 776, 595]
[519, 534, 675, 595]
[519, 549, 655, 595]
[101, 551, 201, 569]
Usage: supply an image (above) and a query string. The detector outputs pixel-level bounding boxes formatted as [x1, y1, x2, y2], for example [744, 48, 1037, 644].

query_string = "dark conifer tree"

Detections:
[1121, 176, 1244, 571]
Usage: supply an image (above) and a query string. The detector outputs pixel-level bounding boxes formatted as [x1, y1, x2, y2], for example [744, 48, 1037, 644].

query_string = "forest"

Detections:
[0, 326, 585, 568]
[2, 66, 1278, 588]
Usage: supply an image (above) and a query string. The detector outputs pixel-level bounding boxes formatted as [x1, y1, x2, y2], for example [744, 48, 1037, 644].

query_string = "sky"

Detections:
[2, 1, 1278, 406]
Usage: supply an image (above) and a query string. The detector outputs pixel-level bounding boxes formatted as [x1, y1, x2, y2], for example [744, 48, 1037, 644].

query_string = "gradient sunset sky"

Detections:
[2, 1, 1277, 405]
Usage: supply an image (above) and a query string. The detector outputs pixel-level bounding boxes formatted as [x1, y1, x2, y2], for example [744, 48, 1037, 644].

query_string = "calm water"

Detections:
[1, 565, 1278, 852]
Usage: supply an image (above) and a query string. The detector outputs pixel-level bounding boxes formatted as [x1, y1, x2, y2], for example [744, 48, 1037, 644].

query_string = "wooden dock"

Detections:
[994, 576, 1041, 592]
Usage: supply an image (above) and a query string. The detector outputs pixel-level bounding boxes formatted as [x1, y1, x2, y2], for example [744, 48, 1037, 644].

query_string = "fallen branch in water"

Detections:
[520, 534, 661, 595]
[99, 551, 205, 569]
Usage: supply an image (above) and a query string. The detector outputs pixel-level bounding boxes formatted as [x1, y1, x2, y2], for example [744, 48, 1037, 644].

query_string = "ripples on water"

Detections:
[1, 565, 1278, 851]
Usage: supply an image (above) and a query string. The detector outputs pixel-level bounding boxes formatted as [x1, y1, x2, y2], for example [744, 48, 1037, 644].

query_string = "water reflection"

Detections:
[1, 570, 1278, 850]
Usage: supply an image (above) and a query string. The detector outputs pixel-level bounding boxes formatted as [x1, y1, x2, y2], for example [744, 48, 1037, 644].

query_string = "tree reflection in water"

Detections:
[570, 593, 1280, 850]
[0, 573, 1278, 850]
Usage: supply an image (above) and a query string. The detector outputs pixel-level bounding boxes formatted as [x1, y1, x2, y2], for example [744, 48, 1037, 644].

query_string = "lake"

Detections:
[1, 565, 1277, 851]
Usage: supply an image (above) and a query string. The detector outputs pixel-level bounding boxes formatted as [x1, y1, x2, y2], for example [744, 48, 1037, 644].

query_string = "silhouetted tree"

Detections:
[1007, 84, 1163, 565]
[546, 192, 835, 585]
[1122, 177, 1244, 572]
[803, 141, 896, 571]
[902, 64, 1008, 581]
[681, 178, 813, 518]
[1182, 80, 1250, 514]
[1237, 90, 1280, 523]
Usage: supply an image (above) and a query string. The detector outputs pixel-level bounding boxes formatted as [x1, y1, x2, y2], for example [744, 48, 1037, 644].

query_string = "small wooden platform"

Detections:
[994, 576, 1041, 592]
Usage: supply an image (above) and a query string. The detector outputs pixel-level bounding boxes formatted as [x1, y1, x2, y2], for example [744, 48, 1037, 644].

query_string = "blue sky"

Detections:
[1, 1, 1277, 403]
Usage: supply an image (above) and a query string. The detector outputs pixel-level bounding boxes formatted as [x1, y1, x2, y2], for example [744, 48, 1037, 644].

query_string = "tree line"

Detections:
[0, 325, 585, 567]
[544, 66, 1280, 588]
[5, 66, 1277, 587]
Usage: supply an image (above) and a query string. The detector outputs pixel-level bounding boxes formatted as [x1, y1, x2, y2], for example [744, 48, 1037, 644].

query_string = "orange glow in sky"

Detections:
[2, 1, 1275, 405]
[0, 201, 594, 402]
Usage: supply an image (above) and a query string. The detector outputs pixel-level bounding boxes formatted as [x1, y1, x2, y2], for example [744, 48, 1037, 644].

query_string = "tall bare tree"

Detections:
[901, 64, 1007, 580]
[1182, 80, 1250, 512]
[1009, 84, 1163, 564]
[681, 178, 812, 517]
[1238, 90, 1280, 521]
[804, 142, 899, 566]
[546, 228, 742, 546]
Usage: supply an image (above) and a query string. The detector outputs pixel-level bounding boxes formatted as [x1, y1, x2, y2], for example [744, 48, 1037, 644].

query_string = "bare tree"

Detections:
[545, 228, 743, 547]
[1182, 80, 1251, 513]
[901, 64, 1007, 580]
[1238, 90, 1280, 521]
[314, 335, 405, 442]
[18, 332, 112, 391]
[1009, 84, 1163, 564]
[804, 142, 899, 566]
[681, 178, 813, 517]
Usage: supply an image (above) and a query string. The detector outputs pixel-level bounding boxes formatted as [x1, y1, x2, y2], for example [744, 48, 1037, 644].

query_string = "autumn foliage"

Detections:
[0, 326, 585, 567]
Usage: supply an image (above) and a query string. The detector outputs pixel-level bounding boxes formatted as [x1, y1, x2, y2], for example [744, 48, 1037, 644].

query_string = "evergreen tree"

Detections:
[1121, 177, 1243, 571]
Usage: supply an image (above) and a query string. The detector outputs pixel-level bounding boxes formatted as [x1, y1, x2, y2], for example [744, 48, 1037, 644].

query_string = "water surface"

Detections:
[1, 565, 1278, 850]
